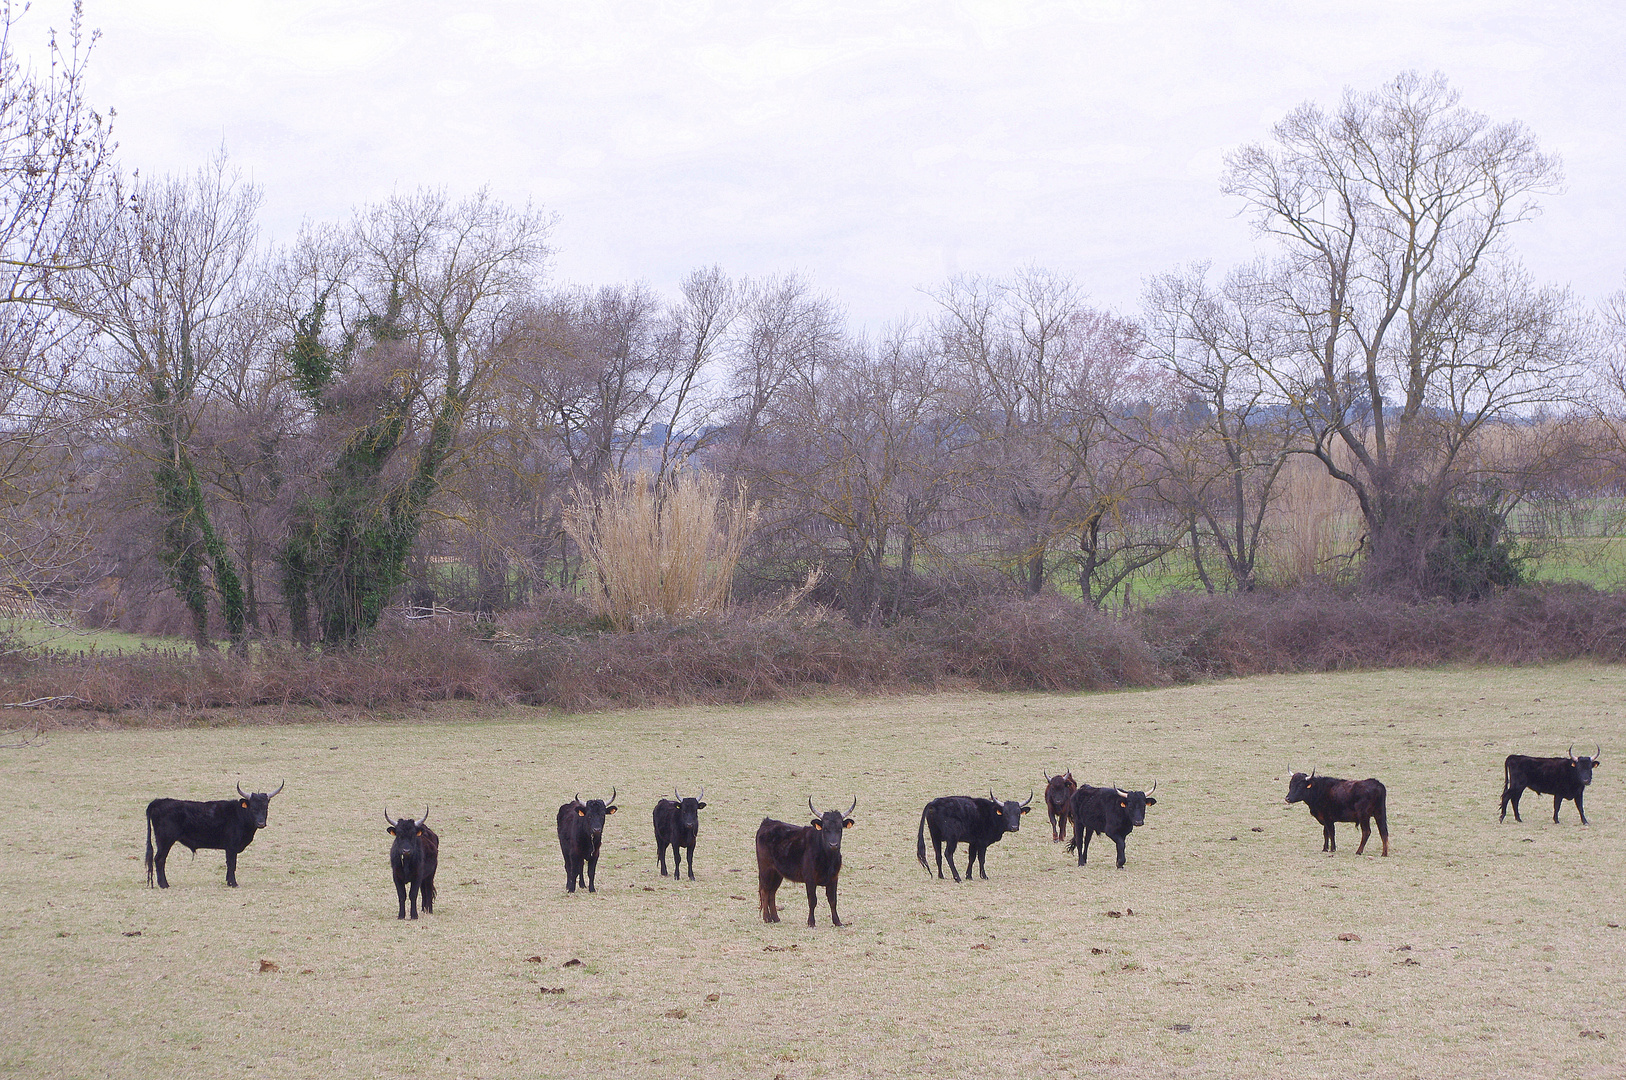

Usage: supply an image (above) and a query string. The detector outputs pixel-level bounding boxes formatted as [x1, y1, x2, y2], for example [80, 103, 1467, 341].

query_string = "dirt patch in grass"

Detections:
[1, 664, 1621, 1078]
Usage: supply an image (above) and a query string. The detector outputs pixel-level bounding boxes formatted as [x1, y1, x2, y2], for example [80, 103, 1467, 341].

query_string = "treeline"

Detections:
[3, 10, 1626, 657]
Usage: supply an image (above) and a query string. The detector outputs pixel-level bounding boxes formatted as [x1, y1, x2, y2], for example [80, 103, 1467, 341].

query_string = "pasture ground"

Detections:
[1, 664, 1621, 1079]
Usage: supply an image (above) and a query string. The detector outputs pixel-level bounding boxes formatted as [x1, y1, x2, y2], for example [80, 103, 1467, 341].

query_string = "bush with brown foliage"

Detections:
[4, 585, 1624, 720]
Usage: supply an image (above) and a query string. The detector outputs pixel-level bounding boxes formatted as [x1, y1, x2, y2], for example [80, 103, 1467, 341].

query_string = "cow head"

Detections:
[809, 796, 856, 852]
[1044, 770, 1078, 813]
[1115, 786, 1155, 826]
[1285, 772, 1314, 804]
[1570, 746, 1600, 787]
[674, 788, 707, 835]
[991, 789, 1034, 832]
[237, 780, 284, 829]
[573, 789, 618, 839]
[385, 807, 430, 848]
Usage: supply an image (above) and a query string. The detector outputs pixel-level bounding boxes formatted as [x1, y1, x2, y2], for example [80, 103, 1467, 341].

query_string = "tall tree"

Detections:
[68, 153, 259, 653]
[1224, 72, 1579, 596]
[280, 189, 550, 647]
[0, 0, 113, 605]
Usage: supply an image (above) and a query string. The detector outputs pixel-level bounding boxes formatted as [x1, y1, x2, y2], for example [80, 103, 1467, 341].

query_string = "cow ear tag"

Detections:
[812, 820, 822, 829]
[577, 808, 586, 816]
[843, 819, 854, 829]
[605, 806, 616, 814]
[241, 799, 249, 809]
[994, 808, 1003, 815]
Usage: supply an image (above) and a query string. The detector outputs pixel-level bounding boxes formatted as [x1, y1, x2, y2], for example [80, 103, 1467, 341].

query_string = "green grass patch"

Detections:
[2, 665, 1622, 1078]
[3, 619, 194, 658]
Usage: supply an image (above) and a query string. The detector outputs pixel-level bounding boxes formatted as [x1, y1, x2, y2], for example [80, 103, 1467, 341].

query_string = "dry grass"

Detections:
[563, 470, 756, 631]
[1260, 455, 1363, 586]
[1, 664, 1621, 1079]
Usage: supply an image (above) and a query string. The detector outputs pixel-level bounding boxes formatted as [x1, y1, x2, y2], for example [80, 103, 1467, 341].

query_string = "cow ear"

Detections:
[577, 807, 586, 816]
[605, 805, 617, 815]
[844, 818, 854, 829]
[1020, 805, 1032, 815]
[387, 826, 396, 835]
[1144, 797, 1157, 805]
[812, 820, 822, 829]
[241, 799, 250, 809]
[695, 802, 707, 809]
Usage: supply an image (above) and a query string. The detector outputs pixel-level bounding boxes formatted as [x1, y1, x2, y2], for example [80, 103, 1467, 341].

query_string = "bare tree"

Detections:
[935, 269, 1178, 604]
[1136, 263, 1298, 591]
[0, 1, 113, 606]
[1224, 71, 1580, 595]
[67, 152, 261, 652]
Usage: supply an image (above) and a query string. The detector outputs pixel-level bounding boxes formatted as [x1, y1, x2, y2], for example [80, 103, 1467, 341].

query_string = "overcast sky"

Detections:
[21, 0, 1626, 325]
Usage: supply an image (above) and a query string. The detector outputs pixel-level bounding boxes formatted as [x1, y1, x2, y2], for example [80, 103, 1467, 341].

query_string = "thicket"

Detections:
[5, 583, 1623, 720]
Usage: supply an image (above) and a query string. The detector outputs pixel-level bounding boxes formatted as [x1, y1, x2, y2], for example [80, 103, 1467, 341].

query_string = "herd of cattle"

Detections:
[142, 746, 1601, 926]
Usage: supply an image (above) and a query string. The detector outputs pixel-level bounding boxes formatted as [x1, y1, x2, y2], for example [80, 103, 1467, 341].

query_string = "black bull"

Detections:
[756, 798, 855, 926]
[386, 808, 440, 920]
[1042, 769, 1078, 843]
[1285, 772, 1389, 856]
[145, 781, 284, 888]
[653, 789, 707, 880]
[557, 791, 617, 894]
[1067, 783, 1157, 868]
[1501, 746, 1600, 824]
[916, 792, 1032, 882]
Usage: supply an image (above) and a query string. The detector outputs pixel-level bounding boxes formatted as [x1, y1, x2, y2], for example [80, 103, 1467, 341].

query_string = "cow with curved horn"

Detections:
[557, 788, 617, 893]
[1043, 769, 1078, 842]
[1286, 770, 1388, 855]
[916, 788, 1033, 882]
[653, 786, 708, 880]
[755, 797, 856, 926]
[1067, 780, 1157, 868]
[145, 780, 284, 888]
[1501, 744, 1600, 825]
[385, 806, 439, 920]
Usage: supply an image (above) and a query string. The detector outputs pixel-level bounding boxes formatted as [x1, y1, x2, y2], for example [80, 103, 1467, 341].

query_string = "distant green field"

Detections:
[3, 664, 1620, 1079]
[4, 619, 194, 658]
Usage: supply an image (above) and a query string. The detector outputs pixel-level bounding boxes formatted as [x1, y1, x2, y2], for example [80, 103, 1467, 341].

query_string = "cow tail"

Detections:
[422, 876, 437, 910]
[916, 806, 930, 873]
[144, 808, 155, 888]
[1064, 820, 1078, 854]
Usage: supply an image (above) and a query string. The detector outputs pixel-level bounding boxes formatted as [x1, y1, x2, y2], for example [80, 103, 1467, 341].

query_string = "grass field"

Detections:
[2, 665, 1622, 1080]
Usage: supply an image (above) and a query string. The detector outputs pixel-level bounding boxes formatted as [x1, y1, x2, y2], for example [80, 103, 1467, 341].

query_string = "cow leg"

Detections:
[826, 880, 841, 927]
[153, 839, 174, 889]
[1113, 834, 1127, 869]
[408, 879, 420, 920]
[805, 879, 819, 927]
[1575, 791, 1588, 826]
[396, 878, 408, 919]
[1376, 805, 1389, 856]
[1506, 786, 1524, 822]
[1078, 829, 1093, 867]
[657, 840, 669, 877]
[759, 872, 781, 923]
[945, 841, 962, 883]
[1323, 821, 1336, 854]
[974, 843, 988, 880]
[586, 850, 599, 893]
[564, 855, 578, 894]
[931, 838, 945, 879]
[225, 849, 239, 887]
[1553, 793, 1564, 824]
[1499, 785, 1514, 822]
[1355, 818, 1370, 855]
[685, 843, 696, 881]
